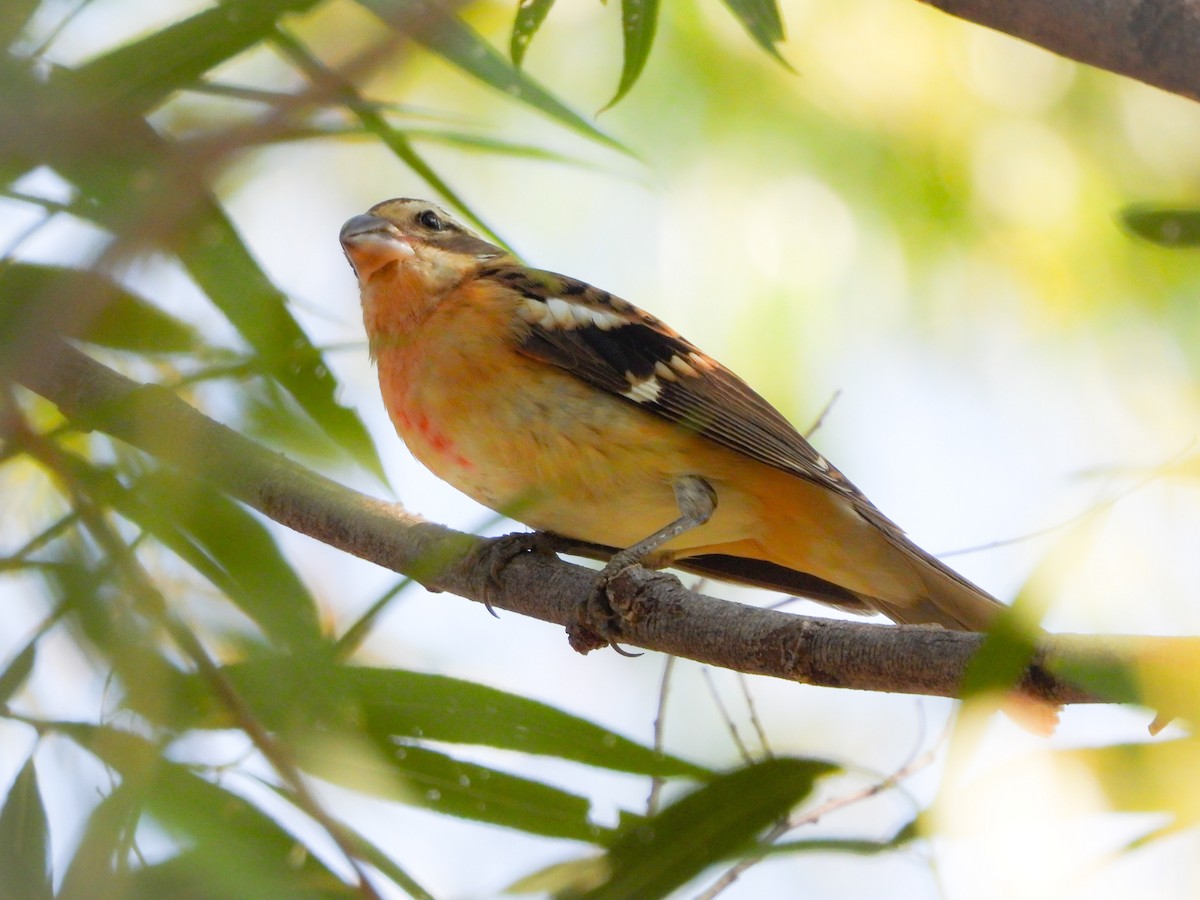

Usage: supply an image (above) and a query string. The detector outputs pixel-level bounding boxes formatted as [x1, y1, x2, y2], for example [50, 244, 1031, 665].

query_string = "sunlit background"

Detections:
[4, 0, 1200, 897]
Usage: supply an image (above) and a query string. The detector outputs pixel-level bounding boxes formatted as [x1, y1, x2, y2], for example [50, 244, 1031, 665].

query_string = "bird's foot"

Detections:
[479, 530, 559, 617]
[567, 554, 644, 656]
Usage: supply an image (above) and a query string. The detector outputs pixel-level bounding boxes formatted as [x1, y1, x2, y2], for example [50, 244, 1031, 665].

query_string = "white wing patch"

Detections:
[518, 296, 627, 331]
[621, 374, 663, 403]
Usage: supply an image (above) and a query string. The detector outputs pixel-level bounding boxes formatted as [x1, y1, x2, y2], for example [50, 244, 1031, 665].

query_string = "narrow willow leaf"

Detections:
[56, 782, 138, 900]
[718, 0, 789, 65]
[0, 0, 40, 51]
[0, 643, 36, 706]
[270, 27, 508, 246]
[68, 0, 323, 114]
[45, 447, 323, 653]
[320, 812, 436, 900]
[55, 722, 352, 897]
[315, 739, 616, 842]
[133, 469, 325, 651]
[1120, 205, 1200, 247]
[161, 660, 711, 779]
[0, 757, 53, 900]
[603, 0, 661, 111]
[355, 0, 627, 154]
[351, 667, 711, 778]
[511, 0, 558, 67]
[580, 758, 836, 899]
[0, 263, 201, 353]
[174, 192, 387, 480]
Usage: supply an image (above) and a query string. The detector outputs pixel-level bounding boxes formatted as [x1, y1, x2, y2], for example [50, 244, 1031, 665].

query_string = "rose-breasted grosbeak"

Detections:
[340, 198, 1006, 634]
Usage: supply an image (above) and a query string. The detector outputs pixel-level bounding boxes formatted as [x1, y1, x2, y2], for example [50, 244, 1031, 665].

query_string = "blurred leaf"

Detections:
[133, 468, 325, 651]
[603, 0, 660, 111]
[0, 643, 36, 706]
[68, 0, 322, 114]
[511, 0, 558, 68]
[0, 0, 38, 51]
[324, 816, 435, 900]
[57, 780, 140, 900]
[1049, 636, 1200, 727]
[1120, 205, 1200, 247]
[766, 817, 918, 856]
[959, 602, 1040, 699]
[45, 447, 323, 652]
[718, 0, 788, 63]
[240, 376, 350, 468]
[55, 722, 353, 898]
[162, 660, 711, 778]
[0, 757, 52, 900]
[123, 853, 358, 900]
[271, 26, 507, 246]
[1069, 739, 1200, 826]
[576, 758, 836, 899]
[352, 667, 708, 777]
[0, 264, 201, 353]
[171, 195, 386, 481]
[355, 0, 627, 154]
[14, 86, 385, 480]
[314, 739, 615, 842]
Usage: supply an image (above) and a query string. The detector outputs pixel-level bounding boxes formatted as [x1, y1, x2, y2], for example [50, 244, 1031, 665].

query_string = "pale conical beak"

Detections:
[340, 214, 413, 280]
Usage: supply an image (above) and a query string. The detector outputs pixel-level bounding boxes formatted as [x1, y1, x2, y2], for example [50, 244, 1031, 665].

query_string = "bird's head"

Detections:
[339, 198, 506, 290]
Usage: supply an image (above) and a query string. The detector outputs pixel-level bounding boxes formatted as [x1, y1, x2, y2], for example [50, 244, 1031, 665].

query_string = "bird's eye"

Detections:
[418, 210, 444, 231]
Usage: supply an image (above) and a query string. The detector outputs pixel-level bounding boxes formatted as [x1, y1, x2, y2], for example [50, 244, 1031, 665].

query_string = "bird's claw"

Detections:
[480, 531, 559, 617]
[567, 560, 643, 657]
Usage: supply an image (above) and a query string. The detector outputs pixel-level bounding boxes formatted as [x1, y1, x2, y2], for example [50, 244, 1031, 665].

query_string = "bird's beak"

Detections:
[340, 213, 414, 280]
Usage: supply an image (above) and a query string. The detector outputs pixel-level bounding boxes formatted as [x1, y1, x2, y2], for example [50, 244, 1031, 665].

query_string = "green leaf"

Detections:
[355, 0, 626, 154]
[68, 0, 323, 114]
[578, 758, 837, 899]
[718, 0, 789, 64]
[163, 660, 711, 778]
[55, 722, 353, 897]
[57, 779, 139, 900]
[0, 643, 36, 706]
[314, 740, 615, 842]
[352, 667, 710, 777]
[0, 0, 39, 51]
[45, 447, 323, 653]
[0, 757, 52, 900]
[270, 27, 508, 246]
[0, 263, 201, 353]
[604, 0, 661, 110]
[1120, 205, 1200, 247]
[959, 596, 1041, 699]
[172, 193, 386, 480]
[322, 815, 436, 900]
[132, 469, 325, 651]
[511, 0, 558, 67]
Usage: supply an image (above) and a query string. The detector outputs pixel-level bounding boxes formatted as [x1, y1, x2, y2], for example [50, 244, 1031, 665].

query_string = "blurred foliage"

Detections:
[2, 0, 1200, 897]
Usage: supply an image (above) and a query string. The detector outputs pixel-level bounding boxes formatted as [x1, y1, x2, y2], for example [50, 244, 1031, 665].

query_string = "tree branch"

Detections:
[14, 342, 1192, 708]
[921, 0, 1200, 103]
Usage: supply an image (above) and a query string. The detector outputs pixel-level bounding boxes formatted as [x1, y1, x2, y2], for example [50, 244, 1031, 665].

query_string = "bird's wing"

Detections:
[487, 263, 862, 498]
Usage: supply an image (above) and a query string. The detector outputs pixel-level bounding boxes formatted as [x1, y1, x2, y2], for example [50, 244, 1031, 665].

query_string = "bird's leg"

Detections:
[570, 475, 717, 650]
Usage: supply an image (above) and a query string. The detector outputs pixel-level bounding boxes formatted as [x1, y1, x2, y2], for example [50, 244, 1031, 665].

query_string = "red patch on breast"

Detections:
[382, 361, 473, 470]
[411, 408, 473, 470]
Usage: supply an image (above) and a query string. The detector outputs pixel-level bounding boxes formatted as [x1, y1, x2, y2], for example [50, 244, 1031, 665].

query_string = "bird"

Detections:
[339, 197, 1008, 636]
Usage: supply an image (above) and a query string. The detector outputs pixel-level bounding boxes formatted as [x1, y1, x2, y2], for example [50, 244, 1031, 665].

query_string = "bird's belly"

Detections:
[378, 347, 758, 551]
